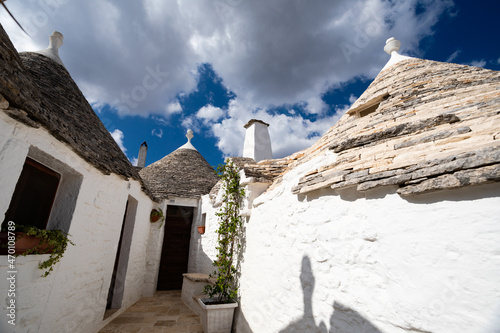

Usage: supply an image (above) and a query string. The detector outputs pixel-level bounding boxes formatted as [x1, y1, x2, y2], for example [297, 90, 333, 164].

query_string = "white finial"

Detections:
[381, 37, 414, 71]
[176, 129, 197, 151]
[186, 129, 194, 142]
[35, 31, 65, 67]
[384, 37, 401, 55]
[49, 31, 64, 50]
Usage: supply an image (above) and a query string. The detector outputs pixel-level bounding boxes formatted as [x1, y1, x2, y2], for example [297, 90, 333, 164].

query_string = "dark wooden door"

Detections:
[157, 206, 194, 290]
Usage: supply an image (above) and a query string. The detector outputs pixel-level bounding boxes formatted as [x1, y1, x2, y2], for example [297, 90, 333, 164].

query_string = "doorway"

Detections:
[157, 205, 194, 290]
[106, 196, 138, 311]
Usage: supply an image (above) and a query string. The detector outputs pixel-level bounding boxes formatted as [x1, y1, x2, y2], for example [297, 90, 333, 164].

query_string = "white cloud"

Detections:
[130, 156, 138, 166]
[497, 57, 500, 65]
[151, 128, 163, 138]
[165, 101, 182, 115]
[1, 0, 455, 116]
[348, 94, 358, 105]
[197, 105, 225, 122]
[203, 99, 345, 159]
[305, 97, 328, 115]
[181, 116, 195, 130]
[1, 0, 456, 159]
[469, 60, 487, 68]
[110, 129, 127, 153]
[446, 49, 461, 63]
[152, 116, 168, 126]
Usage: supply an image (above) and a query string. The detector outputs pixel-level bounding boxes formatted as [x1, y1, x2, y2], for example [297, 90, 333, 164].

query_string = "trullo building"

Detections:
[194, 37, 500, 332]
[0, 21, 498, 333]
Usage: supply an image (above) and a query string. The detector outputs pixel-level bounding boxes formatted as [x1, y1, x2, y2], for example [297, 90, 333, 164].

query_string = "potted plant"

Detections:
[198, 160, 245, 333]
[0, 225, 74, 277]
[150, 208, 165, 228]
[150, 208, 163, 222]
[197, 226, 205, 234]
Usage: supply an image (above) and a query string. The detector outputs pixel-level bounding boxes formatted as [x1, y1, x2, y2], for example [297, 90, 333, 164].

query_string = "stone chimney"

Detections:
[34, 31, 65, 67]
[243, 119, 272, 162]
[137, 141, 148, 168]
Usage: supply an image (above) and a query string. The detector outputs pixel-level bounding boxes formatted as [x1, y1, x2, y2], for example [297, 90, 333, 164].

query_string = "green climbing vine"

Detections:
[204, 159, 245, 303]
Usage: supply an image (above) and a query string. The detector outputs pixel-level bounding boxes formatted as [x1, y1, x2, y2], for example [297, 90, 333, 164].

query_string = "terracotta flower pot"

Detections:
[197, 226, 206, 234]
[0, 232, 54, 255]
[150, 209, 162, 222]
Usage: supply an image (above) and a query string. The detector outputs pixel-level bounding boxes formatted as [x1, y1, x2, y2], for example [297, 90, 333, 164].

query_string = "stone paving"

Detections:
[99, 290, 203, 333]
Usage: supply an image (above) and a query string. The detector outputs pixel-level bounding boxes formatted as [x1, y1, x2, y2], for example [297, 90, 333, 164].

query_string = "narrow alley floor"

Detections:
[99, 290, 203, 333]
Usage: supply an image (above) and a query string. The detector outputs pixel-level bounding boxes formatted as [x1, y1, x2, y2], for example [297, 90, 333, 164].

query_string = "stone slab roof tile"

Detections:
[0, 24, 155, 199]
[230, 156, 289, 182]
[139, 148, 219, 199]
[287, 58, 500, 196]
[17, 52, 143, 181]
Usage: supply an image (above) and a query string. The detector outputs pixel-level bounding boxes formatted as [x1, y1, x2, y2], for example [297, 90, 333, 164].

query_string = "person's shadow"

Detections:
[329, 300, 381, 333]
[279, 256, 381, 333]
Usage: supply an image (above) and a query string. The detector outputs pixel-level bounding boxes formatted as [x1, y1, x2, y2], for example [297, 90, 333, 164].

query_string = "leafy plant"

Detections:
[17, 225, 75, 277]
[204, 159, 245, 303]
[150, 208, 165, 228]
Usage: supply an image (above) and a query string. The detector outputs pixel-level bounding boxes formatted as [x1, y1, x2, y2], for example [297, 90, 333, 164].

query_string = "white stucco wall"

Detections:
[143, 201, 167, 297]
[0, 113, 155, 333]
[187, 199, 214, 275]
[199, 152, 500, 333]
[189, 195, 220, 276]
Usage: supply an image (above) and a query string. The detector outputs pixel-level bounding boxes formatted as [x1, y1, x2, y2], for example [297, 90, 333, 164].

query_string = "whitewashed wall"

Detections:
[199, 153, 500, 333]
[189, 195, 220, 275]
[187, 199, 214, 275]
[143, 201, 167, 297]
[0, 113, 154, 333]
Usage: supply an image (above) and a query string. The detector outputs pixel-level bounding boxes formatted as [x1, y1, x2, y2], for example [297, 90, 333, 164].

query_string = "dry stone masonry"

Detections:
[290, 58, 500, 196]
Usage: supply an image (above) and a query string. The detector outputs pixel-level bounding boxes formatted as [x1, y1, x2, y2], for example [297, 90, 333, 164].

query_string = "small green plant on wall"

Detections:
[18, 225, 75, 277]
[204, 159, 245, 303]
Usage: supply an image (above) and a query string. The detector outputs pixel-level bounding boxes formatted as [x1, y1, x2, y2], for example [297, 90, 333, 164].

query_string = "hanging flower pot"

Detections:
[197, 226, 205, 234]
[150, 208, 164, 223]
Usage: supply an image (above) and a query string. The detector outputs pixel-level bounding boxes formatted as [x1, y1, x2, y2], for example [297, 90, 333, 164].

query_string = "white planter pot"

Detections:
[197, 297, 238, 333]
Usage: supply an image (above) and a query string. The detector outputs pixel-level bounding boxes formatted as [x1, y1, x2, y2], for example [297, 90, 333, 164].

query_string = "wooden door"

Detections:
[157, 206, 194, 290]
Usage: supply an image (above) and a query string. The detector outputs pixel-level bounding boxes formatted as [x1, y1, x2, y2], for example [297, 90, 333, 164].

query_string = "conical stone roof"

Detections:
[253, 38, 500, 196]
[289, 55, 500, 196]
[0, 25, 145, 185]
[139, 135, 219, 199]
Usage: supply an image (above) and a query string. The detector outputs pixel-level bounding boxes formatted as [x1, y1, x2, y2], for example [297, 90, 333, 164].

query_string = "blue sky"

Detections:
[1, 0, 499, 168]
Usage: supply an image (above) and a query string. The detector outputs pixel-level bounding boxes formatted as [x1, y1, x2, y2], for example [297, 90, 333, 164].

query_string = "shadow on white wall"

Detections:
[278, 256, 382, 333]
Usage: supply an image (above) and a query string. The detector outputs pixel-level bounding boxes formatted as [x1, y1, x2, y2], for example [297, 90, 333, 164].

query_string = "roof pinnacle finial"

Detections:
[384, 37, 401, 55]
[35, 31, 65, 67]
[186, 129, 194, 143]
[381, 37, 414, 71]
[175, 129, 197, 151]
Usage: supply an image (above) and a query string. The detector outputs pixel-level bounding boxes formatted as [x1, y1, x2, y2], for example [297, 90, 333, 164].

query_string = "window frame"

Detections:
[348, 93, 389, 118]
[3, 157, 61, 230]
